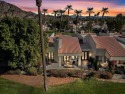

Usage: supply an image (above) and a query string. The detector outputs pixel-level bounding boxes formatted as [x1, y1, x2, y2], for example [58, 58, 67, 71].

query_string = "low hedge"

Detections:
[7, 69, 21, 75]
[94, 71, 112, 79]
[47, 69, 84, 78]
[27, 67, 38, 76]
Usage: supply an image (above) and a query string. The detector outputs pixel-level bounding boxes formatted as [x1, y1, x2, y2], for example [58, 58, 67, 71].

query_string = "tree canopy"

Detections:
[0, 17, 48, 70]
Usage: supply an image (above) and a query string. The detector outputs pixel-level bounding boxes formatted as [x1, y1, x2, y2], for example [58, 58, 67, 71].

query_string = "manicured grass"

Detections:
[0, 78, 42, 94]
[0, 77, 125, 94]
[48, 79, 125, 94]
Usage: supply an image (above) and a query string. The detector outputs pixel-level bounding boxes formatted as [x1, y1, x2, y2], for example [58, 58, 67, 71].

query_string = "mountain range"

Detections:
[0, 0, 38, 19]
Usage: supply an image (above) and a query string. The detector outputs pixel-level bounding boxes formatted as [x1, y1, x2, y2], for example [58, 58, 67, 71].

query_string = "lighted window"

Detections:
[51, 52, 53, 59]
[85, 52, 87, 60]
[82, 52, 84, 60]
[48, 52, 51, 59]
[64, 56, 66, 61]
[72, 56, 75, 59]
[67, 56, 69, 61]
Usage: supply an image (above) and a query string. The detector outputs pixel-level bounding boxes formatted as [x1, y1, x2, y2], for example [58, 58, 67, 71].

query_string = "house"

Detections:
[77, 33, 125, 67]
[47, 34, 82, 67]
[47, 33, 125, 69]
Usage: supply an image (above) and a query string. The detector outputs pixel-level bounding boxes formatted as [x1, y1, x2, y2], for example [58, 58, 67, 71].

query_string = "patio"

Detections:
[46, 63, 81, 70]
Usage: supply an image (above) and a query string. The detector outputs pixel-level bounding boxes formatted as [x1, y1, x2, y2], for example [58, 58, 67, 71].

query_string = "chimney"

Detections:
[54, 37, 62, 49]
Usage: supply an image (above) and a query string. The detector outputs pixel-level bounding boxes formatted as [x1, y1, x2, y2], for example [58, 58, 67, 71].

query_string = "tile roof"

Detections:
[92, 36, 125, 57]
[49, 35, 82, 54]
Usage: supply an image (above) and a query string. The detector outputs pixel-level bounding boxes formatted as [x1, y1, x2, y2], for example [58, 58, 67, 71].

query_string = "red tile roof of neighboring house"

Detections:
[92, 36, 125, 57]
[49, 35, 82, 54]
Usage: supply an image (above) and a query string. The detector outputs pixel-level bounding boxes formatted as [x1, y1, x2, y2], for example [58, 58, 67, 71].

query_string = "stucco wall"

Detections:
[96, 49, 106, 56]
[87, 35, 96, 57]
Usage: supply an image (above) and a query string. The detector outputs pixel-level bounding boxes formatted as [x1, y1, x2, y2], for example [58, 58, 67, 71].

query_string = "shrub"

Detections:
[14, 69, 21, 75]
[47, 69, 84, 78]
[7, 70, 15, 74]
[27, 67, 38, 76]
[37, 67, 43, 75]
[7, 69, 21, 75]
[75, 70, 85, 78]
[47, 69, 59, 77]
[94, 71, 112, 79]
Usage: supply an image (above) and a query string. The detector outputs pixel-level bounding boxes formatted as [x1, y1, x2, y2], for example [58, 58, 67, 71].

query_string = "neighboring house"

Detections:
[78, 33, 125, 63]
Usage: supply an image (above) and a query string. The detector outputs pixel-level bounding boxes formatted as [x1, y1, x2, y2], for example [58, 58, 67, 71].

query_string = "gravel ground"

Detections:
[0, 75, 77, 87]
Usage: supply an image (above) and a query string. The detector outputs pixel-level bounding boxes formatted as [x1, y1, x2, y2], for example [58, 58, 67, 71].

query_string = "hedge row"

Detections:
[47, 69, 85, 78]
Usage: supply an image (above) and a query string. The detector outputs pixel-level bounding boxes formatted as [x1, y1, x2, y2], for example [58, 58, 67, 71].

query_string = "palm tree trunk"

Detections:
[89, 13, 91, 21]
[68, 9, 70, 31]
[44, 12, 46, 25]
[102, 12, 105, 19]
[76, 15, 78, 33]
[54, 14, 57, 30]
[59, 14, 62, 32]
[38, 6, 48, 92]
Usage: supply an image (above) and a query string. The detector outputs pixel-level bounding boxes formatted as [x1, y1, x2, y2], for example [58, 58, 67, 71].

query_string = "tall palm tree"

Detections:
[58, 9, 65, 32]
[42, 9, 48, 25]
[74, 10, 82, 33]
[101, 7, 108, 19]
[65, 5, 73, 30]
[94, 12, 100, 22]
[36, 0, 48, 92]
[53, 10, 58, 19]
[86, 7, 94, 21]
[52, 10, 58, 29]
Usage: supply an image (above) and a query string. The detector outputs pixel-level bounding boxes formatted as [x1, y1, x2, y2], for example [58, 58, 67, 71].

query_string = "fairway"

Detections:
[0, 77, 125, 94]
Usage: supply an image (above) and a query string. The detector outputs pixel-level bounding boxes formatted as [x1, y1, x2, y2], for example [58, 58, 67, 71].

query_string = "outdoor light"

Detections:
[36, 0, 42, 7]
[89, 52, 92, 57]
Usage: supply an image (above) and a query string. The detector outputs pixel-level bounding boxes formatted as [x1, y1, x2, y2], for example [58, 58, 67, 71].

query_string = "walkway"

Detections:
[46, 63, 81, 70]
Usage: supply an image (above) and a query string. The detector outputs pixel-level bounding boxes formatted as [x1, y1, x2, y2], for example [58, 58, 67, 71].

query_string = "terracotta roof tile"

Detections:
[49, 35, 82, 54]
[58, 36, 82, 54]
[92, 36, 125, 57]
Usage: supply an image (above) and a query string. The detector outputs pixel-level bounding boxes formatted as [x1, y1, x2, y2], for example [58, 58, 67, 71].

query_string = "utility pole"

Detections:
[36, 0, 48, 93]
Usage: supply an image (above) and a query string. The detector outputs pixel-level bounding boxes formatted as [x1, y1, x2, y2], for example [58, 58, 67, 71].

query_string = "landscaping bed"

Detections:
[0, 75, 77, 87]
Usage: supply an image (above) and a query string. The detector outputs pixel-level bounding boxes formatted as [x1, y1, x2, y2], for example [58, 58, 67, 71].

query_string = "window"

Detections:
[82, 51, 89, 60]
[48, 52, 51, 59]
[64, 56, 66, 61]
[48, 52, 54, 60]
[51, 53, 54, 59]
[72, 56, 75, 59]
[63, 56, 70, 62]
[67, 56, 69, 61]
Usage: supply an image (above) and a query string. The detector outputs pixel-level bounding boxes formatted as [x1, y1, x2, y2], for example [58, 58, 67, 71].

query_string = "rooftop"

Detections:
[92, 36, 125, 57]
[49, 35, 82, 54]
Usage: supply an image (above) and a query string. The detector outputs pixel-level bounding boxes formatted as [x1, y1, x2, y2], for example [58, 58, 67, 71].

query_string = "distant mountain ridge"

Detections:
[0, 0, 38, 19]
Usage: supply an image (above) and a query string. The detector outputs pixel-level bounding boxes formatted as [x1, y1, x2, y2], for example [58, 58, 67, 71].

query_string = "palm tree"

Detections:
[86, 7, 94, 21]
[74, 10, 82, 33]
[58, 9, 65, 32]
[52, 10, 58, 29]
[65, 5, 73, 30]
[94, 12, 100, 22]
[53, 10, 58, 19]
[101, 7, 108, 19]
[42, 9, 48, 25]
[36, 0, 48, 92]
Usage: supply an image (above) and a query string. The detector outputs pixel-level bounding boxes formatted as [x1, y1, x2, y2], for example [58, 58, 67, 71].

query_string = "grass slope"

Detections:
[0, 78, 42, 94]
[0, 77, 125, 94]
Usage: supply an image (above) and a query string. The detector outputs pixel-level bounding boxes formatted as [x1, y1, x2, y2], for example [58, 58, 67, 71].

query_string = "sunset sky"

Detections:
[3, 0, 125, 16]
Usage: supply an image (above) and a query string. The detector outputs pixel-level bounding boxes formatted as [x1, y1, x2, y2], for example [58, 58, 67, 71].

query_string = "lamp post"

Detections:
[36, 0, 48, 92]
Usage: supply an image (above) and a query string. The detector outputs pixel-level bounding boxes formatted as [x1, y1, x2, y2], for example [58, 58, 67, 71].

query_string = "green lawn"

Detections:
[0, 77, 125, 94]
